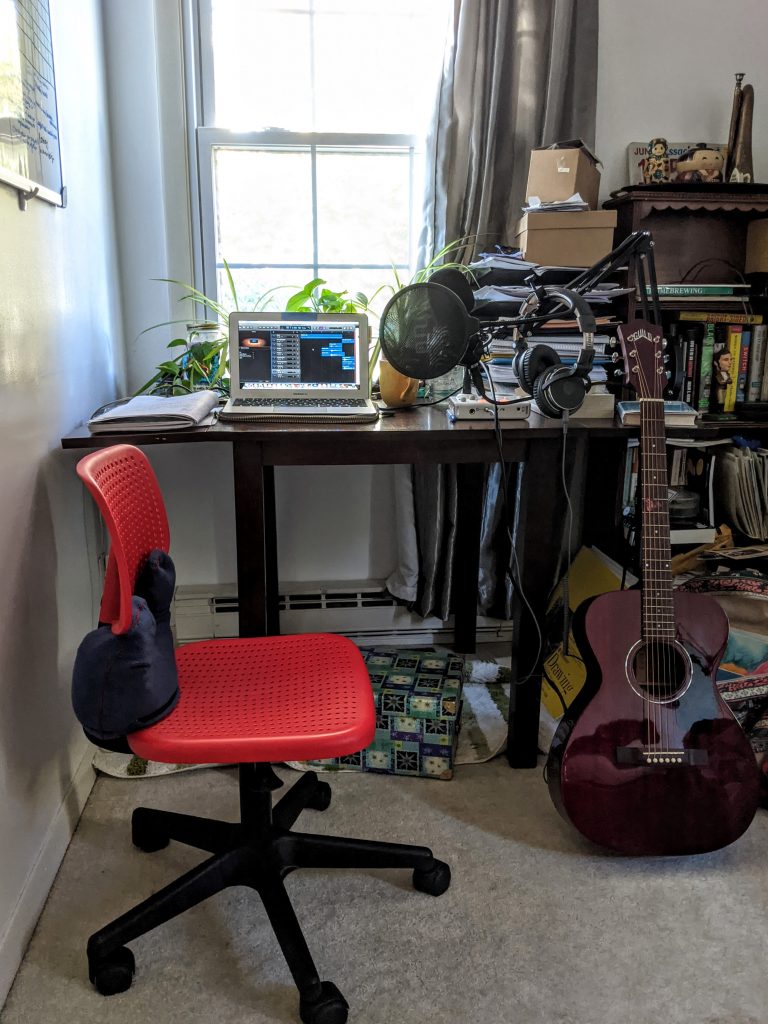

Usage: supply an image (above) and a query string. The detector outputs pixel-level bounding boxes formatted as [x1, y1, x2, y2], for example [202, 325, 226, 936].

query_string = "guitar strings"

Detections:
[636, 353, 665, 753]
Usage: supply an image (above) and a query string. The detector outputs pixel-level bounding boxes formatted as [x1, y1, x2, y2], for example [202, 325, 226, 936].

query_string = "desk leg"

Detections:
[454, 463, 484, 654]
[233, 441, 268, 638]
[263, 466, 280, 634]
[507, 435, 581, 768]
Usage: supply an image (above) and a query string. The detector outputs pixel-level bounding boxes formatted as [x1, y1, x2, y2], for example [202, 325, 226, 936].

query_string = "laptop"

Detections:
[219, 311, 379, 422]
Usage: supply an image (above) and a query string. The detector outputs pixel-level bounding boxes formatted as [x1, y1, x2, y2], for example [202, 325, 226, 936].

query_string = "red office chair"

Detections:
[76, 444, 450, 1024]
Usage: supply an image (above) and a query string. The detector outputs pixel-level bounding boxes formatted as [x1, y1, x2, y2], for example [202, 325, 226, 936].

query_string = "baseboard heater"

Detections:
[172, 581, 514, 648]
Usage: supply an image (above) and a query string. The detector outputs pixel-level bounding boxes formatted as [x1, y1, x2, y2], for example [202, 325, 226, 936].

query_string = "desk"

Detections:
[62, 410, 631, 768]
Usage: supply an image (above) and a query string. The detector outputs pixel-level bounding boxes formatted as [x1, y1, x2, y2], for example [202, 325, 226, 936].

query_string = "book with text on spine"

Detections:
[646, 283, 750, 297]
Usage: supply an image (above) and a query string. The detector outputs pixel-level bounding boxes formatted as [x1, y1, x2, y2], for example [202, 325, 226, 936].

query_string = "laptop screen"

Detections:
[235, 316, 363, 392]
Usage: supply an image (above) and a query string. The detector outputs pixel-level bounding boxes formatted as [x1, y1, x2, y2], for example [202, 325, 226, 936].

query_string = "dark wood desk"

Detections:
[62, 410, 631, 768]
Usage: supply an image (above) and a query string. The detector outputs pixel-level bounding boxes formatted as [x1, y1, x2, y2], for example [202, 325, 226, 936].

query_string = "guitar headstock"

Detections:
[616, 320, 666, 399]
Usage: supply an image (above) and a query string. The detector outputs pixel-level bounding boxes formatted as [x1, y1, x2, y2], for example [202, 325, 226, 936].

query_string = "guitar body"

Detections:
[548, 589, 761, 855]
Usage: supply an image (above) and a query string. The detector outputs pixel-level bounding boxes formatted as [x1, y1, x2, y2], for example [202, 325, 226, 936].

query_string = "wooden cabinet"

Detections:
[604, 183, 768, 286]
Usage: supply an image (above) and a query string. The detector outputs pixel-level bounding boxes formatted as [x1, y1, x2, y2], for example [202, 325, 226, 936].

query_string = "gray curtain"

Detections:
[388, 0, 598, 620]
[419, 0, 599, 265]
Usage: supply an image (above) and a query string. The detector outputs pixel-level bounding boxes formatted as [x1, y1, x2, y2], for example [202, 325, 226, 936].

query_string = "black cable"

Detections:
[479, 363, 544, 684]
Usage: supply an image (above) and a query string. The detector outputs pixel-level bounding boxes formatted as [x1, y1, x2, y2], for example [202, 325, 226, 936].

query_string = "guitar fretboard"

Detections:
[639, 398, 674, 640]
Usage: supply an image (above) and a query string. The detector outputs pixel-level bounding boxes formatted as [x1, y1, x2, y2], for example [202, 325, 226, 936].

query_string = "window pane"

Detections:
[316, 267, 396, 318]
[316, 149, 410, 267]
[211, 1, 313, 129]
[213, 148, 314, 266]
[217, 266, 308, 313]
[209, 0, 449, 133]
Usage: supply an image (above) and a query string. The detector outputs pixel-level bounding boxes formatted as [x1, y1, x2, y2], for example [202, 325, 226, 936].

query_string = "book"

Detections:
[679, 311, 763, 325]
[697, 321, 715, 412]
[747, 323, 767, 403]
[724, 325, 742, 411]
[87, 391, 221, 433]
[757, 326, 768, 402]
[736, 327, 752, 403]
[616, 400, 698, 426]
[648, 283, 750, 296]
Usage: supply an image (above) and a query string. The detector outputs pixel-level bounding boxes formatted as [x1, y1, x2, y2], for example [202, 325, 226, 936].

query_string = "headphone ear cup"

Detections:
[533, 365, 588, 418]
[515, 344, 560, 396]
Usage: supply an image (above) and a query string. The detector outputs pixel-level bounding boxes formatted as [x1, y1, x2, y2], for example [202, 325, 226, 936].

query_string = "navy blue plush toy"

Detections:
[72, 550, 180, 744]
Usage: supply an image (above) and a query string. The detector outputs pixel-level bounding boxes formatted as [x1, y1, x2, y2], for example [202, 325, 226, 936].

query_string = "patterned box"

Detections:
[299, 647, 465, 780]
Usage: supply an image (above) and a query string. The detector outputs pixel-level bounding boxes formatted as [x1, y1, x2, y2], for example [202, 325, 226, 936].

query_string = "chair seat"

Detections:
[128, 633, 375, 764]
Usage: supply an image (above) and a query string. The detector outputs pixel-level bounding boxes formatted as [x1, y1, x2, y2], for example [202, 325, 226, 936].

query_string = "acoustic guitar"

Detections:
[547, 320, 760, 855]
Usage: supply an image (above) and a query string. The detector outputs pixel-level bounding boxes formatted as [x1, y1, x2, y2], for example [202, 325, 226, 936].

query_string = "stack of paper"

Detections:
[88, 391, 221, 433]
[715, 447, 768, 540]
[522, 192, 590, 213]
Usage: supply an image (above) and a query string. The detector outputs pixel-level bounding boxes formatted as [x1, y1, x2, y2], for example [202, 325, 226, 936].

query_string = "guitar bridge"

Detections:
[615, 747, 709, 766]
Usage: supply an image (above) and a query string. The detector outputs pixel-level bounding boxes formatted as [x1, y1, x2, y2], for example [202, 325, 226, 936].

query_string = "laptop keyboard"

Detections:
[233, 398, 369, 408]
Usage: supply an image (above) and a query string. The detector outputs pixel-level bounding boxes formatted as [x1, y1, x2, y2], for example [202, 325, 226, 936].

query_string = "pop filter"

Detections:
[428, 266, 475, 313]
[379, 282, 480, 380]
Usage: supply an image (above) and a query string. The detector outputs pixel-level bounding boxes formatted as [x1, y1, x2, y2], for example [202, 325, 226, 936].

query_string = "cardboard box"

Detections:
[514, 210, 617, 268]
[526, 141, 601, 209]
[746, 218, 768, 274]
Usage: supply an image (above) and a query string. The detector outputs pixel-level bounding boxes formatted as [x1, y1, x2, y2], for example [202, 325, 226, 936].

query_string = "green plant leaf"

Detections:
[167, 338, 188, 348]
[222, 257, 239, 310]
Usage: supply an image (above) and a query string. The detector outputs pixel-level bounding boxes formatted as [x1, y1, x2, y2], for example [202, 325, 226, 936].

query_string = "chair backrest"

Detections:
[77, 445, 170, 635]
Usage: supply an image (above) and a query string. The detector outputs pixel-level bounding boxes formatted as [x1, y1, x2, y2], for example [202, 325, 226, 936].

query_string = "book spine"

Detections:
[697, 322, 715, 411]
[758, 326, 768, 402]
[747, 324, 767, 402]
[652, 285, 744, 296]
[685, 337, 696, 405]
[736, 328, 752, 403]
[725, 326, 742, 412]
[679, 310, 763, 325]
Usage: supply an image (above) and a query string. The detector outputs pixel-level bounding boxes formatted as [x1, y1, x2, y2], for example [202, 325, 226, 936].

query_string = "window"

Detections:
[193, 0, 449, 311]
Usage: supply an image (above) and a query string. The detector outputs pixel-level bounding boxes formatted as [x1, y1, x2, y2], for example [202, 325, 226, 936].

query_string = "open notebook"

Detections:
[219, 312, 379, 423]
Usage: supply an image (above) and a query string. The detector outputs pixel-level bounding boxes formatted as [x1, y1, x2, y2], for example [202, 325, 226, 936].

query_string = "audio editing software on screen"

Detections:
[238, 321, 359, 390]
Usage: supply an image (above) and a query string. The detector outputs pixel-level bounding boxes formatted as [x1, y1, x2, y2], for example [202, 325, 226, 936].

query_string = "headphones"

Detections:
[511, 286, 597, 418]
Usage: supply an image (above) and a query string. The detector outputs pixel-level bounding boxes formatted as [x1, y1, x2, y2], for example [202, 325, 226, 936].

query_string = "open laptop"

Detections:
[219, 311, 379, 422]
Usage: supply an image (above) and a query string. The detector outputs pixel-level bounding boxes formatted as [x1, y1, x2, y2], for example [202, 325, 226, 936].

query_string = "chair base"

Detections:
[86, 764, 450, 1024]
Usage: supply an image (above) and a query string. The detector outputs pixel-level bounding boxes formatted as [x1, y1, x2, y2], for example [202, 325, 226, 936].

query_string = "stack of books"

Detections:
[667, 311, 766, 415]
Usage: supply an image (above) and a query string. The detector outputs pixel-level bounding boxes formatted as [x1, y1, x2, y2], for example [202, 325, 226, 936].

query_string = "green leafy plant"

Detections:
[136, 238, 476, 396]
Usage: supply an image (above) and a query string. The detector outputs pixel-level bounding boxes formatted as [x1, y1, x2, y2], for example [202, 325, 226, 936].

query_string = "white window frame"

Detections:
[187, 1, 424, 305]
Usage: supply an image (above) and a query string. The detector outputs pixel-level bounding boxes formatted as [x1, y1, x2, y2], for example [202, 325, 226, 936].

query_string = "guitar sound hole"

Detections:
[631, 640, 689, 700]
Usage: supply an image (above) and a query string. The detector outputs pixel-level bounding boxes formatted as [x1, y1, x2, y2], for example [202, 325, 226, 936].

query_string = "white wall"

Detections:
[596, 0, 768, 199]
[0, 0, 123, 1004]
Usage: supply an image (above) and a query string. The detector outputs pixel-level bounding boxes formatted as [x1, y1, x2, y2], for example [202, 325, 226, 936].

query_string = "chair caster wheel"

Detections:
[132, 808, 169, 852]
[89, 946, 135, 996]
[307, 781, 332, 811]
[413, 859, 451, 897]
[300, 981, 348, 1024]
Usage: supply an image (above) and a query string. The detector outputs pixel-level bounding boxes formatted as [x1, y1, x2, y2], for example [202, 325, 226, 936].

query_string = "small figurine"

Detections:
[675, 144, 725, 183]
[643, 137, 670, 183]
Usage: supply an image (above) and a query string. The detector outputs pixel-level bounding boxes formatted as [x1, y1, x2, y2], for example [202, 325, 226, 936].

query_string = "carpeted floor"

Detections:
[3, 760, 768, 1024]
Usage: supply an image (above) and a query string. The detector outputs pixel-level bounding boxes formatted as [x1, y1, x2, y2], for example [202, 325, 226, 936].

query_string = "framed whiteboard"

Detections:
[0, 0, 64, 207]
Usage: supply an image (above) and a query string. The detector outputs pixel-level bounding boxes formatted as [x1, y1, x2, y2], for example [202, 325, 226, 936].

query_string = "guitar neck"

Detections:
[639, 398, 674, 640]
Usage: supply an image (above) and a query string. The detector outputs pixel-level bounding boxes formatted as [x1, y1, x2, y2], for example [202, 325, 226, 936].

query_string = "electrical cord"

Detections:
[479, 363, 544, 684]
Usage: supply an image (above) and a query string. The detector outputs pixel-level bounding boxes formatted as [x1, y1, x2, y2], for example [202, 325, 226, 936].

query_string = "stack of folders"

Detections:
[715, 446, 768, 541]
[88, 391, 221, 433]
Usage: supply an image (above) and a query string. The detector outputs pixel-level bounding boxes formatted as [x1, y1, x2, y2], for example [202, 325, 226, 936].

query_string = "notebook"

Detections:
[219, 311, 379, 422]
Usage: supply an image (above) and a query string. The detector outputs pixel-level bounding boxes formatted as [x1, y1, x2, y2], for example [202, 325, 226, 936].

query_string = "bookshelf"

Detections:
[603, 184, 768, 415]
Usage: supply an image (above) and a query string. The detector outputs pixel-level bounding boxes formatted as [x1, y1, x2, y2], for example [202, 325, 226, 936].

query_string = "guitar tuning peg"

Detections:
[611, 352, 622, 363]
[661, 338, 668, 349]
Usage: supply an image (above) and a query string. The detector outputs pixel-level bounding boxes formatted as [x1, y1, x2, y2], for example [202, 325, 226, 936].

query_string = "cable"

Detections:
[480, 363, 544, 684]
[559, 411, 574, 656]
